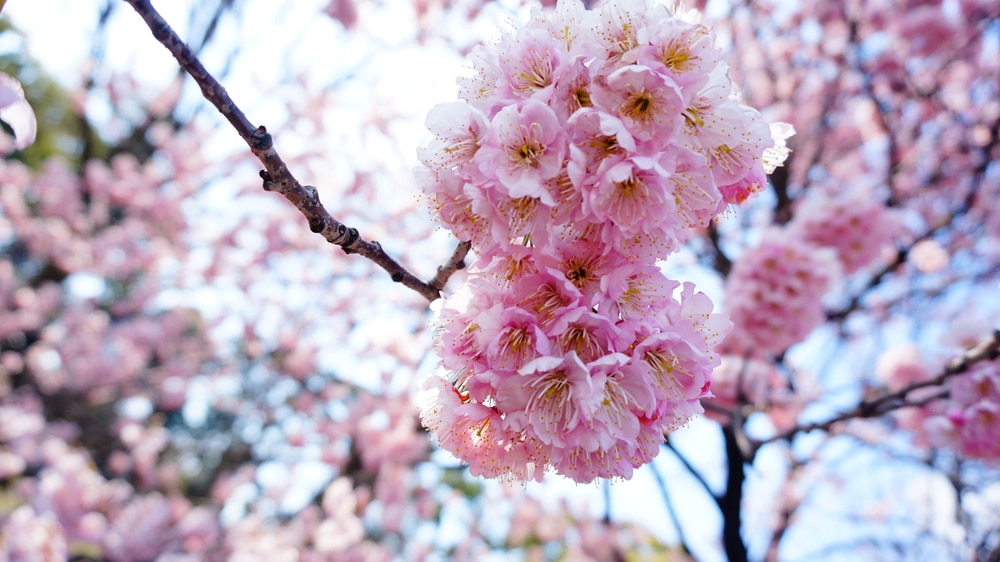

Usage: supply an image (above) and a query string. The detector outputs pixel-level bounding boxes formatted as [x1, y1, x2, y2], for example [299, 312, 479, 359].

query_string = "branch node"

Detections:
[252, 126, 272, 150]
[259, 170, 275, 191]
[337, 225, 360, 253]
[391, 272, 404, 282]
[308, 216, 326, 233]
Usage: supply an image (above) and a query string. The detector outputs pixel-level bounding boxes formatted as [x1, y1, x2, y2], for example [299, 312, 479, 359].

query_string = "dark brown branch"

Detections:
[706, 222, 733, 278]
[769, 164, 792, 225]
[752, 330, 1000, 454]
[826, 244, 910, 322]
[122, 0, 459, 302]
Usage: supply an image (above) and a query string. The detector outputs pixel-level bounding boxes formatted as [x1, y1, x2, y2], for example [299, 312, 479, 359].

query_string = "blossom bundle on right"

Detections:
[926, 361, 1000, 462]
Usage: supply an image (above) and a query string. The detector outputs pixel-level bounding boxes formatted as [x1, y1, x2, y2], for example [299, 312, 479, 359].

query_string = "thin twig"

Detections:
[664, 439, 721, 509]
[122, 0, 462, 302]
[427, 241, 471, 295]
[649, 458, 692, 556]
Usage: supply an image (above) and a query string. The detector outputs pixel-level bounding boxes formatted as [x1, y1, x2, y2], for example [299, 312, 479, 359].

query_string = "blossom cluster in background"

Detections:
[721, 231, 840, 357]
[721, 187, 900, 358]
[925, 360, 1000, 462]
[876, 339, 1000, 464]
[712, 185, 900, 427]
[417, 0, 790, 482]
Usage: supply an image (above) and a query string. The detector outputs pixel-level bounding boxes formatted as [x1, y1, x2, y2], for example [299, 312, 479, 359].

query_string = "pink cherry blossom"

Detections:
[418, 101, 489, 173]
[501, 352, 604, 447]
[6, 0, 999, 558]
[101, 493, 179, 562]
[482, 306, 552, 372]
[876, 343, 932, 392]
[497, 28, 566, 103]
[0, 505, 68, 562]
[924, 361, 1000, 463]
[592, 65, 685, 144]
[313, 477, 365, 552]
[633, 18, 722, 91]
[475, 99, 568, 199]
[0, 72, 36, 151]
[723, 231, 839, 356]
[583, 155, 673, 234]
[789, 188, 899, 274]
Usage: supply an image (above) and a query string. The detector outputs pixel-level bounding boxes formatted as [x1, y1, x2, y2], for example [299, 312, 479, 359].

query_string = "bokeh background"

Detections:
[1, 0, 998, 560]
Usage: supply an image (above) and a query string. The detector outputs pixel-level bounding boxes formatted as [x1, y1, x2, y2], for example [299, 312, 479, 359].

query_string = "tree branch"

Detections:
[752, 329, 1000, 453]
[764, 454, 805, 562]
[122, 0, 461, 302]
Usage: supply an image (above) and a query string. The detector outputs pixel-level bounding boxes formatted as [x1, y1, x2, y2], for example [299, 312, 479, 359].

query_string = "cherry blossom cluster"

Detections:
[721, 186, 899, 358]
[788, 189, 899, 274]
[722, 231, 840, 357]
[925, 361, 1000, 462]
[0, 410, 221, 560]
[417, 0, 789, 482]
[877, 345, 1000, 464]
